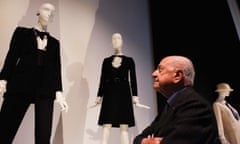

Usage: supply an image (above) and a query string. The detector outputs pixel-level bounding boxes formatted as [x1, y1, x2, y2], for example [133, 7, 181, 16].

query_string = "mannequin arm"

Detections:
[55, 91, 69, 112]
[87, 96, 102, 109]
[132, 96, 150, 109]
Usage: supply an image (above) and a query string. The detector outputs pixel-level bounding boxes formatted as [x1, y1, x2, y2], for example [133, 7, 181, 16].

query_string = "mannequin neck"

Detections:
[113, 48, 123, 56]
[114, 52, 123, 56]
[34, 22, 48, 32]
[216, 95, 226, 104]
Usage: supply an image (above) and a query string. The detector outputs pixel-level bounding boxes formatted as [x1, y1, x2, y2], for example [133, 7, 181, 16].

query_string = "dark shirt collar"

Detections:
[32, 28, 49, 38]
[167, 87, 187, 105]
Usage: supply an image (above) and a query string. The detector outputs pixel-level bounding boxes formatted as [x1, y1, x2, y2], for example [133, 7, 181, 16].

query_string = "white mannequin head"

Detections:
[215, 83, 234, 98]
[112, 33, 123, 54]
[36, 3, 55, 26]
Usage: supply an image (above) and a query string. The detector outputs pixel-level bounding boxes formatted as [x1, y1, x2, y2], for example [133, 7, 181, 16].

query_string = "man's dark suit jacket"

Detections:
[0, 26, 62, 99]
[133, 87, 220, 144]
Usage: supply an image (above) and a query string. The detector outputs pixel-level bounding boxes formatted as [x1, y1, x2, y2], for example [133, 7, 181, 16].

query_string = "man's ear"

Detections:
[174, 70, 184, 83]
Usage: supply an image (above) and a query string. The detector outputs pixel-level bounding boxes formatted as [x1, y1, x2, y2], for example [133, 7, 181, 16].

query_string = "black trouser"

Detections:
[0, 96, 54, 144]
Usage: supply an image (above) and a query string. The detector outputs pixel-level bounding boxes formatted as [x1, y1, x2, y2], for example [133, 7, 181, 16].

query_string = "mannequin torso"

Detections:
[213, 83, 240, 144]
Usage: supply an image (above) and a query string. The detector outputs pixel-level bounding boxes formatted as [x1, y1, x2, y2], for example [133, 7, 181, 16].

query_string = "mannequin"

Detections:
[0, 3, 68, 144]
[94, 33, 142, 144]
[213, 83, 240, 144]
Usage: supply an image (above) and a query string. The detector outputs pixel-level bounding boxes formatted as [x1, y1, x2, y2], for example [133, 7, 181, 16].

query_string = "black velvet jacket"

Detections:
[134, 87, 220, 144]
[0, 27, 62, 99]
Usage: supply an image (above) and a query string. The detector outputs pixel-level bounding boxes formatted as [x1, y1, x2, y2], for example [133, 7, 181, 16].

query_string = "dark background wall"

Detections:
[148, 0, 240, 112]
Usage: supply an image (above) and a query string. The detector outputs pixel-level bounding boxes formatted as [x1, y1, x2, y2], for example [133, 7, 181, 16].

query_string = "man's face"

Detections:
[152, 58, 175, 93]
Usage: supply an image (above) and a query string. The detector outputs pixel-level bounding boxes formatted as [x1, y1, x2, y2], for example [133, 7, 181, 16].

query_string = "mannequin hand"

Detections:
[55, 91, 69, 112]
[87, 97, 102, 109]
[0, 80, 7, 99]
[132, 96, 139, 104]
[95, 96, 102, 105]
[132, 96, 150, 109]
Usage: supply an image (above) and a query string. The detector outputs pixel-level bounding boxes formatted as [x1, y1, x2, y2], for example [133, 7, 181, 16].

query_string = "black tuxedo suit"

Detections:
[134, 87, 220, 144]
[0, 26, 63, 144]
[0, 26, 62, 98]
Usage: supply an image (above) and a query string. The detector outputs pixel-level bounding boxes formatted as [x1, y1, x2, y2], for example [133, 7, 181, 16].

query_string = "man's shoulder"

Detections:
[175, 87, 211, 106]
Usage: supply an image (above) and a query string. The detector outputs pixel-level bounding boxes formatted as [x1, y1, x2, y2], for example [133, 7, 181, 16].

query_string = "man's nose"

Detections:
[152, 72, 156, 77]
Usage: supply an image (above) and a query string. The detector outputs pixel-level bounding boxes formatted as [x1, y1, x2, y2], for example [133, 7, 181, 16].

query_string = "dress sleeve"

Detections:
[97, 58, 106, 97]
[129, 57, 138, 96]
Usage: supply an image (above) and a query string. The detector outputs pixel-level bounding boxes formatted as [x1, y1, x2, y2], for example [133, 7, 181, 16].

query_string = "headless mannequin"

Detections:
[213, 83, 240, 144]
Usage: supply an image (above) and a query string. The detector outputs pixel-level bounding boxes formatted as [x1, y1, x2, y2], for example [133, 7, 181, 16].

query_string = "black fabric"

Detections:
[0, 97, 54, 144]
[0, 26, 62, 144]
[134, 87, 220, 144]
[226, 102, 240, 120]
[97, 55, 137, 127]
[0, 27, 62, 99]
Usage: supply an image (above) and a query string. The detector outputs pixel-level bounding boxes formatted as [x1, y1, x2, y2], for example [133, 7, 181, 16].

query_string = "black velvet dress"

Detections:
[97, 55, 138, 127]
